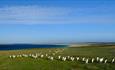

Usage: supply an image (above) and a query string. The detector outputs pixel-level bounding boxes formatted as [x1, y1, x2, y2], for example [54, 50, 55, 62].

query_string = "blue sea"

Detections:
[0, 44, 67, 50]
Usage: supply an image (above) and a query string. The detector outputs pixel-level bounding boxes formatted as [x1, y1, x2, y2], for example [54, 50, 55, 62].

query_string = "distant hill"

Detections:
[69, 42, 115, 47]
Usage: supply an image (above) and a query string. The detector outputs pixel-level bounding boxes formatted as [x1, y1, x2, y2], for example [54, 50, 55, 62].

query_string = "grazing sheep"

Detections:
[70, 57, 75, 61]
[76, 57, 80, 61]
[9, 53, 115, 64]
[16, 55, 19, 57]
[22, 54, 28, 57]
[99, 58, 104, 63]
[82, 57, 85, 61]
[91, 58, 95, 63]
[48, 56, 51, 59]
[31, 55, 38, 59]
[19, 55, 22, 57]
[85, 59, 89, 64]
[9, 55, 12, 58]
[112, 59, 115, 63]
[40, 55, 44, 58]
[50, 56, 54, 61]
[62, 57, 66, 61]
[35, 53, 39, 57]
[45, 54, 48, 57]
[12, 55, 16, 58]
[96, 57, 99, 62]
[104, 59, 107, 63]
[67, 56, 70, 59]
[34, 56, 38, 59]
[58, 56, 61, 59]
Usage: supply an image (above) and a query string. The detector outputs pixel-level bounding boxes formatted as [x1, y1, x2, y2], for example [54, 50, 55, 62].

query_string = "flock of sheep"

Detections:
[9, 49, 115, 64]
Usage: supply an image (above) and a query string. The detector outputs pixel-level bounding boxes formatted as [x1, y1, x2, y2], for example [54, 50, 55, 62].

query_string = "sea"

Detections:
[0, 44, 67, 50]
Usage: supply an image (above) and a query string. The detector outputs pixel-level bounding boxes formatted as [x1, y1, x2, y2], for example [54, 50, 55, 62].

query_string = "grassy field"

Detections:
[0, 46, 115, 70]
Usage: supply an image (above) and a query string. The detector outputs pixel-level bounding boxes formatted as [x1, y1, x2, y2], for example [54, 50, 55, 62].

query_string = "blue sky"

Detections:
[0, 0, 115, 44]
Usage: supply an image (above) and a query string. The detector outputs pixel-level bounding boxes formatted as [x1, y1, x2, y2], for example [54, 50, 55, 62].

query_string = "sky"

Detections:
[0, 0, 115, 44]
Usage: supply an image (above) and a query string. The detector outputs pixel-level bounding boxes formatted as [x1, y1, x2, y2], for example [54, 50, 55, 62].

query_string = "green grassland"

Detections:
[0, 46, 115, 70]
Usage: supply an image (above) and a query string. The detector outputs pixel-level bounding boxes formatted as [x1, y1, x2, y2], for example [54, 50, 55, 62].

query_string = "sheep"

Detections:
[48, 56, 51, 59]
[19, 55, 22, 57]
[12, 55, 16, 58]
[76, 57, 80, 61]
[9, 55, 12, 58]
[35, 53, 39, 57]
[70, 57, 75, 61]
[67, 56, 70, 59]
[85, 59, 89, 64]
[62, 57, 66, 61]
[96, 57, 99, 62]
[33, 56, 38, 59]
[22, 54, 28, 57]
[50, 56, 54, 61]
[31, 55, 38, 59]
[31, 54, 35, 57]
[45, 54, 48, 57]
[104, 59, 107, 63]
[58, 56, 61, 59]
[91, 58, 95, 63]
[99, 58, 104, 63]
[111, 59, 115, 63]
[16, 55, 19, 57]
[16, 55, 22, 58]
[82, 57, 85, 61]
[40, 55, 44, 58]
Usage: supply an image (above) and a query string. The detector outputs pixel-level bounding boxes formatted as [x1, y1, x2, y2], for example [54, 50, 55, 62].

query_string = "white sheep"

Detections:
[91, 58, 95, 63]
[85, 59, 89, 64]
[22, 54, 28, 57]
[40, 55, 44, 58]
[70, 57, 75, 61]
[104, 59, 107, 63]
[96, 57, 99, 62]
[18, 55, 22, 57]
[62, 57, 66, 61]
[50, 56, 54, 61]
[58, 56, 61, 59]
[31, 55, 38, 59]
[99, 58, 104, 63]
[76, 57, 80, 61]
[9, 55, 12, 58]
[82, 57, 85, 61]
[12, 55, 16, 58]
[45, 54, 48, 57]
[112, 59, 115, 63]
[34, 55, 38, 59]
[48, 56, 51, 59]
[16, 55, 22, 57]
[67, 56, 70, 59]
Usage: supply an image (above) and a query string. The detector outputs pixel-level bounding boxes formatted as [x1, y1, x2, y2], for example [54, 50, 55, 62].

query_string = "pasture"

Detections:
[0, 46, 115, 70]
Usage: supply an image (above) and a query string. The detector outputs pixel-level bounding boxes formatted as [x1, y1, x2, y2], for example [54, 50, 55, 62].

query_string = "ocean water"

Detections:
[0, 44, 67, 50]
